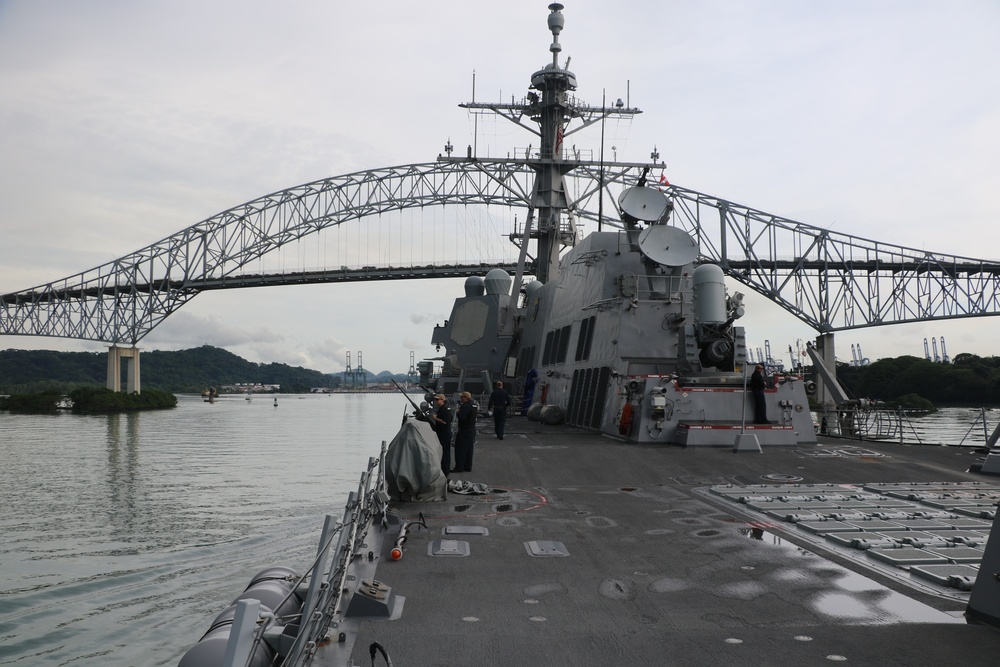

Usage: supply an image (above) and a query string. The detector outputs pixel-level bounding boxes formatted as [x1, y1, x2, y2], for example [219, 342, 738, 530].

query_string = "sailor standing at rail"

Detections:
[452, 391, 477, 473]
[750, 364, 770, 424]
[488, 381, 512, 440]
[431, 393, 453, 475]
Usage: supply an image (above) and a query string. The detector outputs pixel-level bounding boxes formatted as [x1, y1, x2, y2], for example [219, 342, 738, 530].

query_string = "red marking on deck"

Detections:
[677, 423, 793, 430]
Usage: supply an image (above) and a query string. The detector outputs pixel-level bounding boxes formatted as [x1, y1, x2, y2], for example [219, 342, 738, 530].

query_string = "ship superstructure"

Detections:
[428, 3, 815, 446]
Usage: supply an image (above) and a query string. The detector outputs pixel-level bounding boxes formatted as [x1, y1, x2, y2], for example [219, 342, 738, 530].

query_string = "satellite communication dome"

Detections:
[484, 269, 513, 296]
[464, 276, 486, 297]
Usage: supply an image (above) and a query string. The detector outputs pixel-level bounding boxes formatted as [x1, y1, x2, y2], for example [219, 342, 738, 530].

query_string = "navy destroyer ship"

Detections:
[178, 5, 1000, 666]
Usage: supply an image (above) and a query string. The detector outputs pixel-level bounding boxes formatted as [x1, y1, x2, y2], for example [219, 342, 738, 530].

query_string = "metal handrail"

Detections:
[282, 442, 389, 665]
[816, 405, 994, 447]
[214, 440, 390, 667]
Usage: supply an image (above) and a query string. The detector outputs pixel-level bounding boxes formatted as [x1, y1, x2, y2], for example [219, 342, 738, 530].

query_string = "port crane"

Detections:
[923, 336, 950, 364]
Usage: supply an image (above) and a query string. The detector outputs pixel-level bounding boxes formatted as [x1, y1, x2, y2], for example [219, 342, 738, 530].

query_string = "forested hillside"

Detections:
[0, 345, 337, 394]
[7, 345, 997, 406]
[836, 353, 1000, 406]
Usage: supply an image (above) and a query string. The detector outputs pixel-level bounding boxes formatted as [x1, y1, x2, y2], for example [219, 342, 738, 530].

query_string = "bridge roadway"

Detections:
[724, 258, 1000, 278]
[0, 262, 531, 304]
[8, 256, 1000, 305]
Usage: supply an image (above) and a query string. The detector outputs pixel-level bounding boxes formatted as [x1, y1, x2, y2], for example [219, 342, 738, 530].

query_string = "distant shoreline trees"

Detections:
[0, 345, 337, 394]
[5, 346, 999, 408]
[836, 353, 1000, 406]
[0, 387, 177, 413]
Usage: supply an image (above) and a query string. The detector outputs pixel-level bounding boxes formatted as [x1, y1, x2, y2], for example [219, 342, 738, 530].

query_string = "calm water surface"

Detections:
[0, 398, 994, 665]
[0, 393, 410, 666]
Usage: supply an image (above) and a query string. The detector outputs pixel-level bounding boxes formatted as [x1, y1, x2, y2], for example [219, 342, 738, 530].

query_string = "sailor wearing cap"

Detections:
[431, 394, 453, 475]
[488, 381, 512, 440]
[749, 365, 770, 424]
[453, 391, 477, 472]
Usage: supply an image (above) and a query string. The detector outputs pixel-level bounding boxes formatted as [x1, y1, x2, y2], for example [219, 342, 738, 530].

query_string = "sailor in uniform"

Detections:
[488, 381, 512, 439]
[431, 393, 453, 475]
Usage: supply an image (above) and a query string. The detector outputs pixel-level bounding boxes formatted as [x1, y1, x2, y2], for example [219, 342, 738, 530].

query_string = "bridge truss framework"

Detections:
[3, 158, 1000, 350]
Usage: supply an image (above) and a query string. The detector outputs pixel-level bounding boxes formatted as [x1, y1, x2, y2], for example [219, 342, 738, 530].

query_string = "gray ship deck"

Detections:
[340, 420, 1000, 666]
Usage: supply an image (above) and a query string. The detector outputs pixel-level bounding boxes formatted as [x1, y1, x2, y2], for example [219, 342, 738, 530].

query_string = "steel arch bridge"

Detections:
[3, 158, 1000, 346]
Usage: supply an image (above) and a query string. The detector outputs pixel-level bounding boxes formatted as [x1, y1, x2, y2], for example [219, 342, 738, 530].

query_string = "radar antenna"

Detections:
[444, 3, 655, 284]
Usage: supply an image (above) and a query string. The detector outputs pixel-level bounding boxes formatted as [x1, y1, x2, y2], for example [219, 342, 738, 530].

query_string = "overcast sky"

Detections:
[2, 0, 999, 374]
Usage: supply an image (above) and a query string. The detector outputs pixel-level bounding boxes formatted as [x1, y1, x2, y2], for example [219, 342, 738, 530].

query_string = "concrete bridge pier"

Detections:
[106, 346, 141, 393]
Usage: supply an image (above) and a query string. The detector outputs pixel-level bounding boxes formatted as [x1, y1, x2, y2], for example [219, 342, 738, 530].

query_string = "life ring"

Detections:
[619, 402, 634, 435]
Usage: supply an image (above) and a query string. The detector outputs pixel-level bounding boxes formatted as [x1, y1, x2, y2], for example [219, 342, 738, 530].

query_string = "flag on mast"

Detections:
[658, 172, 669, 191]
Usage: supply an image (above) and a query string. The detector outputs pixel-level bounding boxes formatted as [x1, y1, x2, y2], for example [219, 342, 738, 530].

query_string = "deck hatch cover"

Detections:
[867, 547, 949, 566]
[428, 539, 470, 557]
[925, 546, 986, 563]
[910, 564, 980, 589]
[525, 540, 569, 557]
[797, 520, 864, 534]
[444, 526, 489, 536]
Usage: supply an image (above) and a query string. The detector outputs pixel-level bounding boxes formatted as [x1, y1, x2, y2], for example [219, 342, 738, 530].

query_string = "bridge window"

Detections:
[574, 319, 588, 361]
[516, 346, 536, 377]
[556, 325, 571, 364]
[542, 326, 572, 365]
[542, 331, 555, 366]
[575, 316, 596, 362]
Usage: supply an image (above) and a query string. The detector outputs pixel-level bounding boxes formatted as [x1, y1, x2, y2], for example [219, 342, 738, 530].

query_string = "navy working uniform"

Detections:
[431, 393, 453, 475]
[453, 391, 477, 472]
[750, 365, 770, 424]
[488, 381, 512, 439]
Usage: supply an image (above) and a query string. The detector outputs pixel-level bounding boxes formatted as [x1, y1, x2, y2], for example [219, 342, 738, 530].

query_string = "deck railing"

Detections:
[205, 441, 390, 667]
[816, 406, 1000, 447]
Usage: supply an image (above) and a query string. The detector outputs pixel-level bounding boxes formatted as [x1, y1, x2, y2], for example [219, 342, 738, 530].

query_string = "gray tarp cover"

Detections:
[385, 417, 448, 501]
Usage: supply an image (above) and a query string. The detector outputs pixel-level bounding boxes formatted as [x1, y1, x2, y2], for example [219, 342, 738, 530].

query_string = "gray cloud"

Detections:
[145, 311, 284, 349]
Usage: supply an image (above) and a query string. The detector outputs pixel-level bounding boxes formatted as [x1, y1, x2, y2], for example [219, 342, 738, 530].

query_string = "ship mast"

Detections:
[449, 3, 645, 284]
[528, 2, 575, 283]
